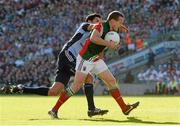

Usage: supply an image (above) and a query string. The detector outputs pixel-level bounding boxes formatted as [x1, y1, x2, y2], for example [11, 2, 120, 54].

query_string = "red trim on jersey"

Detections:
[79, 38, 91, 56]
[79, 23, 102, 57]
[94, 22, 102, 32]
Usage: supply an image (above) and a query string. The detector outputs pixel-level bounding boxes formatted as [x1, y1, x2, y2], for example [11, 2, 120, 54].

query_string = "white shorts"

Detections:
[75, 55, 108, 75]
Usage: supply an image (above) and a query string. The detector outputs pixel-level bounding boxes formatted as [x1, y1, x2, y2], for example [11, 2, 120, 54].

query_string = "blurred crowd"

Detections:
[137, 56, 180, 94]
[0, 0, 179, 87]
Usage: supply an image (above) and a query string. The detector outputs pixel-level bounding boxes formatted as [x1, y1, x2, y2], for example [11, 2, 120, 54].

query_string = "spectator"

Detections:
[147, 48, 156, 68]
[0, 0, 179, 88]
[157, 66, 167, 82]
[137, 69, 145, 82]
[155, 79, 166, 94]
[124, 70, 134, 84]
[145, 65, 158, 82]
[125, 34, 136, 54]
[135, 36, 143, 51]
[167, 77, 179, 95]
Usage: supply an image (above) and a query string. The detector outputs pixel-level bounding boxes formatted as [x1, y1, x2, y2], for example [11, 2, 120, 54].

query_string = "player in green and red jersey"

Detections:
[49, 11, 139, 118]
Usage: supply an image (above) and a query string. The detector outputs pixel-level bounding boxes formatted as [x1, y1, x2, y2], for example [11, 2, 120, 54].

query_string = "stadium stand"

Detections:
[0, 0, 179, 95]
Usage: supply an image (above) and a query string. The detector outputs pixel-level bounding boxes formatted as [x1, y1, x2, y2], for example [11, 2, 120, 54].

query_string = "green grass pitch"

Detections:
[0, 95, 180, 126]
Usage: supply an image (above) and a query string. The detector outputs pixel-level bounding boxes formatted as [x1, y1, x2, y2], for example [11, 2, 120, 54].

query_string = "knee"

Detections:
[85, 74, 93, 84]
[71, 80, 85, 93]
[70, 83, 81, 93]
[106, 77, 118, 89]
[48, 89, 58, 96]
[107, 77, 117, 85]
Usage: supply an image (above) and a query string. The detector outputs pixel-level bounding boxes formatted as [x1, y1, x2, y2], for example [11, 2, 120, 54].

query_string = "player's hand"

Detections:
[108, 41, 120, 50]
[98, 51, 105, 59]
[120, 24, 128, 33]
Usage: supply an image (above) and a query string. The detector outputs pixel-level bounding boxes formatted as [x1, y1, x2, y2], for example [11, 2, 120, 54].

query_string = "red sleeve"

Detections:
[94, 22, 102, 32]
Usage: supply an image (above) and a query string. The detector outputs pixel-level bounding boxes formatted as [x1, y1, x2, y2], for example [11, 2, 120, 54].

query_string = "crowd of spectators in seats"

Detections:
[0, 0, 179, 87]
[137, 56, 180, 95]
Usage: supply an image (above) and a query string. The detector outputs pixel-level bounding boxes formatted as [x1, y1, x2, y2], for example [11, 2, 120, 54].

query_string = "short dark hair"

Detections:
[107, 11, 124, 21]
[85, 13, 101, 22]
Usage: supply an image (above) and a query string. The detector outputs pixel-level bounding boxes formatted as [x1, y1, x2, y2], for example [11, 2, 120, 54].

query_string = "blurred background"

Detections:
[0, 0, 179, 95]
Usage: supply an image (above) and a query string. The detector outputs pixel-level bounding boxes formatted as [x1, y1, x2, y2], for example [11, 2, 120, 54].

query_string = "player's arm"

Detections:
[87, 24, 95, 31]
[82, 24, 95, 32]
[90, 29, 119, 50]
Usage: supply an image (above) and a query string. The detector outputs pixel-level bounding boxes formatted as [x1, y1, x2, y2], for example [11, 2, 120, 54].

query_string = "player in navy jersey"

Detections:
[8, 13, 109, 118]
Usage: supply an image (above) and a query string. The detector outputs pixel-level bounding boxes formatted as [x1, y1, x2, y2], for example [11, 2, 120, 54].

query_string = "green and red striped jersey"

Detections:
[79, 21, 110, 61]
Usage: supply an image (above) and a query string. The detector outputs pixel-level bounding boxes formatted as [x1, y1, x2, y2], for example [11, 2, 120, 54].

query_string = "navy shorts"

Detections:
[55, 50, 76, 86]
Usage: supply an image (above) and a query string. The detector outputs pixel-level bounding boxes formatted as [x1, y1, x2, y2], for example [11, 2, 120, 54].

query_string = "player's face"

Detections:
[113, 16, 125, 32]
[92, 17, 102, 23]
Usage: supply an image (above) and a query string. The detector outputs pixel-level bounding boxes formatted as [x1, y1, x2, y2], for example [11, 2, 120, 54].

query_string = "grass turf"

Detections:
[0, 95, 180, 126]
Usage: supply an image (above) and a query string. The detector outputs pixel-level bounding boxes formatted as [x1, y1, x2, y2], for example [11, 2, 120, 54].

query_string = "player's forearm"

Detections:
[90, 35, 110, 47]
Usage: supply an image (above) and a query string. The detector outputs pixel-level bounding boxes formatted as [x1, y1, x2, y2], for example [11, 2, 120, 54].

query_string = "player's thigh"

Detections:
[75, 55, 93, 74]
[72, 55, 94, 91]
[49, 70, 71, 96]
[97, 69, 117, 88]
[55, 70, 71, 86]
[55, 54, 73, 87]
[71, 71, 88, 93]
[93, 59, 109, 75]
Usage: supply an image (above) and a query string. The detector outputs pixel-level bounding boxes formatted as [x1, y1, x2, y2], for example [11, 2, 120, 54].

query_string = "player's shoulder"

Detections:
[79, 22, 93, 32]
[79, 22, 91, 27]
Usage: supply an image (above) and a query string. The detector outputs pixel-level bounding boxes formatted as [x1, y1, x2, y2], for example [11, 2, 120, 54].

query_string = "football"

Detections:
[104, 31, 120, 44]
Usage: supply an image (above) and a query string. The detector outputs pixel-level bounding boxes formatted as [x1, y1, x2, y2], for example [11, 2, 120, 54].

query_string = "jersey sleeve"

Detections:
[82, 23, 90, 32]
